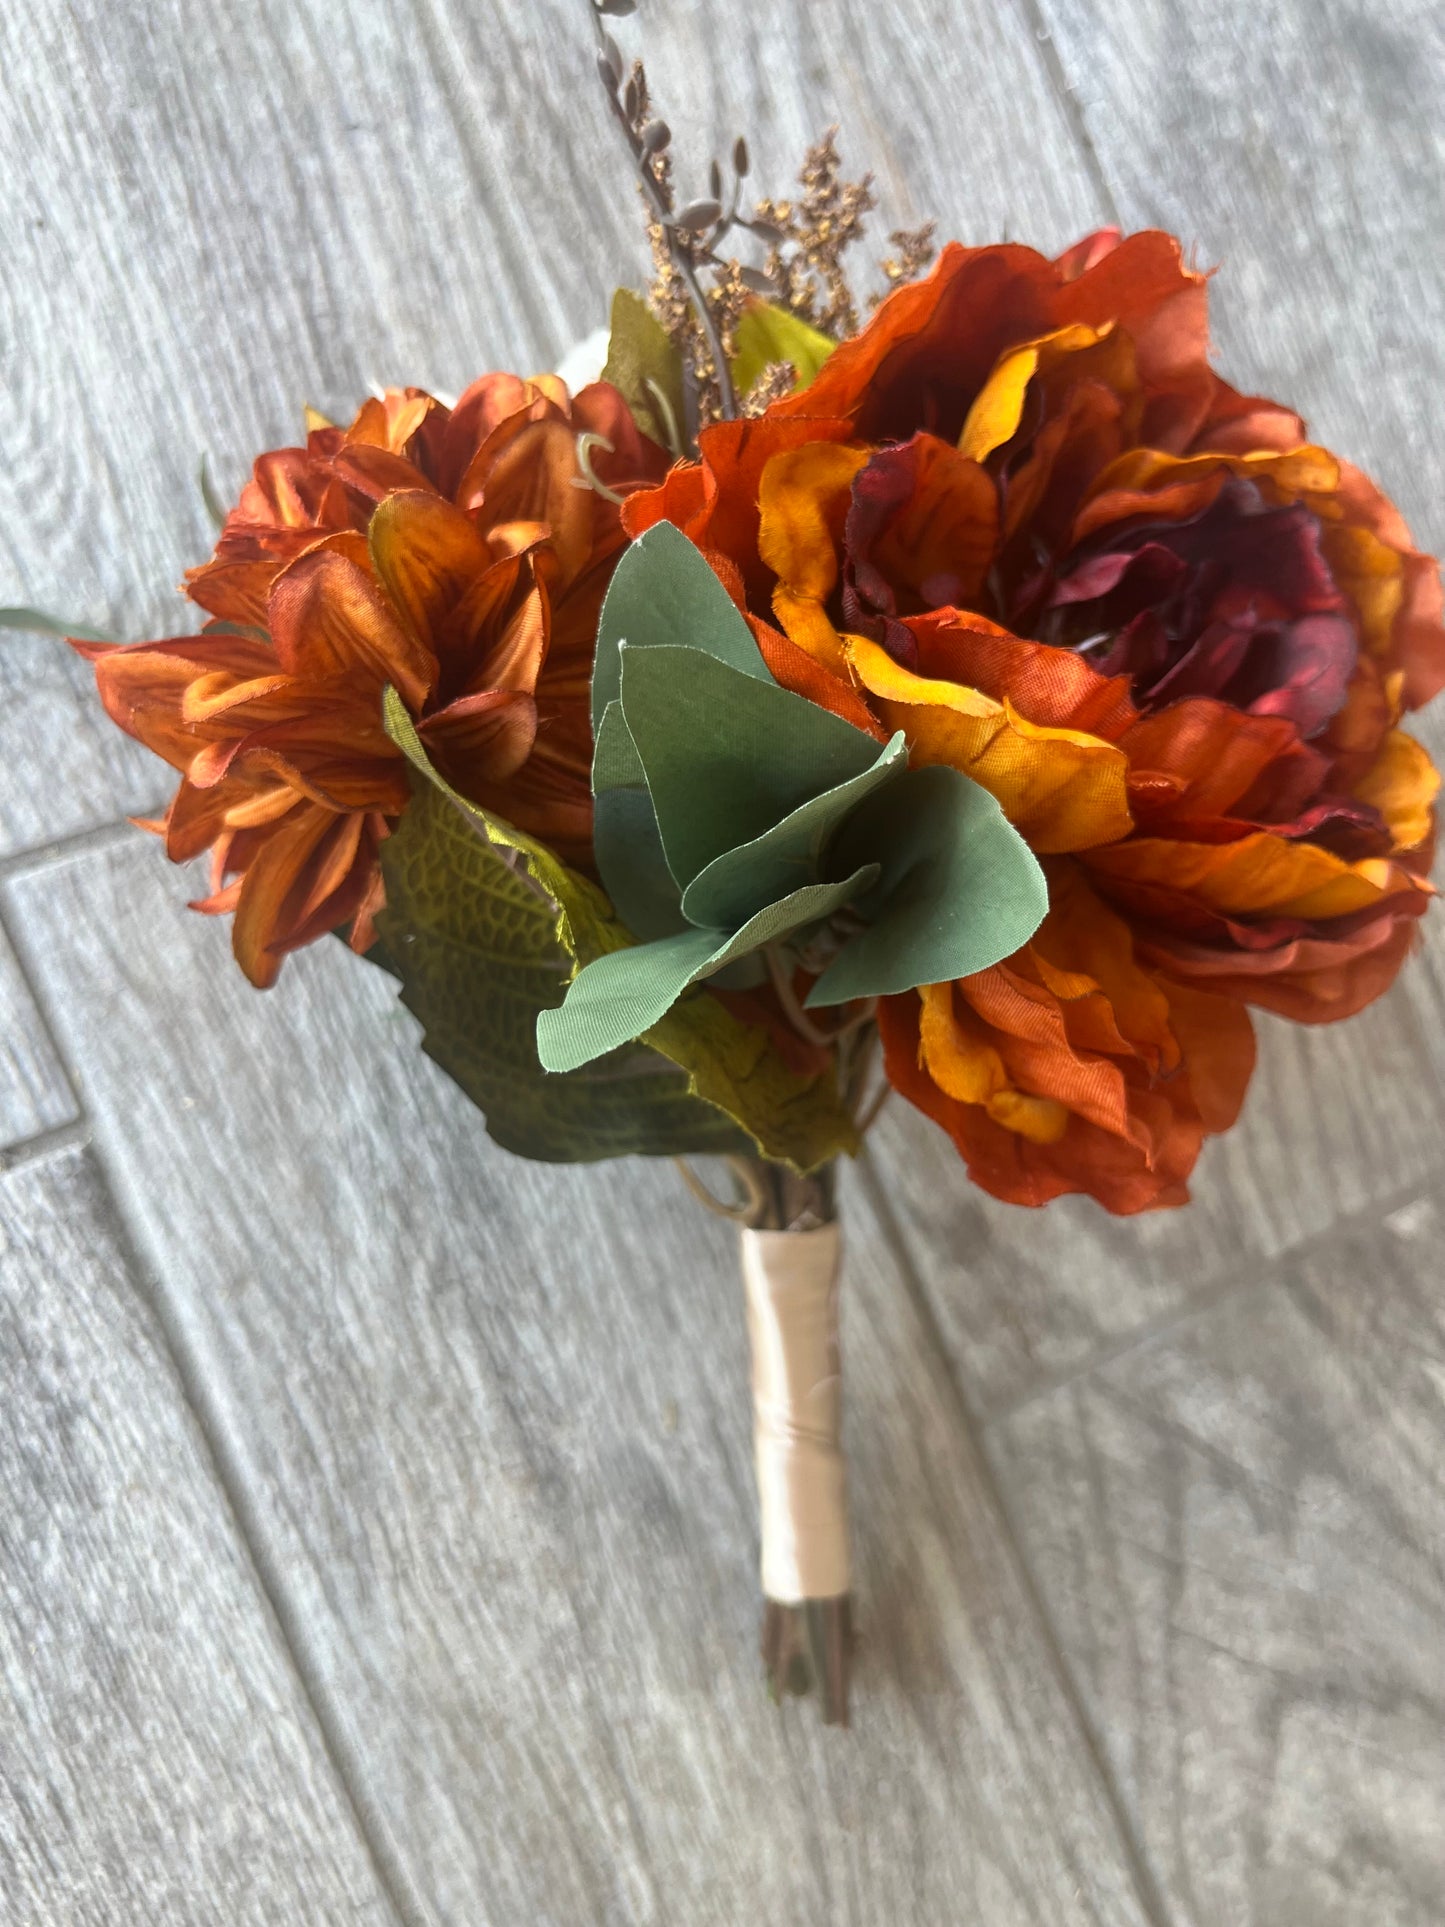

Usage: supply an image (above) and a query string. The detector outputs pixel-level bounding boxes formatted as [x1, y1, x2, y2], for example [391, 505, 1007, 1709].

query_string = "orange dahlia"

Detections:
[80, 376, 667, 985]
[623, 230, 1444, 1212]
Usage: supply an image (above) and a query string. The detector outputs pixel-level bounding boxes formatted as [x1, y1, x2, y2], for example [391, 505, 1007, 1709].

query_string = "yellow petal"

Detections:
[958, 322, 1112, 463]
[1087, 832, 1421, 920]
[1353, 728, 1440, 850]
[847, 633, 1133, 853]
[758, 443, 868, 600]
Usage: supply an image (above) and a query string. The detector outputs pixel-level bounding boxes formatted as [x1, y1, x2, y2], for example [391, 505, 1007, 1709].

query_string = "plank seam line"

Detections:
[854, 1144, 1173, 1927]
[82, 1142, 439, 1927]
[1007, 0, 1123, 230]
[986, 1170, 1441, 1427]
[0, 894, 87, 1144]
[0, 901, 437, 1927]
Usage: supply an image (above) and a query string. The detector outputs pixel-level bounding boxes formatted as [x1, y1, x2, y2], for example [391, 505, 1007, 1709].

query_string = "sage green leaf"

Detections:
[593, 788, 689, 941]
[601, 287, 687, 457]
[681, 729, 907, 928]
[732, 300, 836, 397]
[806, 763, 1049, 1006]
[591, 520, 768, 730]
[537, 868, 874, 1074]
[619, 643, 879, 885]
[1, 607, 115, 644]
[591, 697, 647, 791]
[591, 699, 687, 941]
[381, 687, 857, 1171]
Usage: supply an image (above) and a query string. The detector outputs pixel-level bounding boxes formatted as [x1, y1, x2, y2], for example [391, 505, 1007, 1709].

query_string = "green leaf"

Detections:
[601, 288, 687, 457]
[591, 699, 687, 941]
[731, 300, 836, 398]
[537, 867, 873, 1074]
[619, 643, 879, 886]
[681, 729, 907, 928]
[591, 520, 768, 730]
[379, 774, 748, 1161]
[0, 607, 116, 644]
[807, 764, 1050, 1006]
[381, 687, 857, 1171]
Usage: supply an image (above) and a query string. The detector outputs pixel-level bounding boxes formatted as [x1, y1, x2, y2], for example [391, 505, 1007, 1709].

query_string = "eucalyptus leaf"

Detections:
[538, 867, 874, 1075]
[541, 524, 1051, 1080]
[591, 519, 769, 730]
[619, 642, 879, 886]
[680, 730, 907, 928]
[808, 763, 1049, 1006]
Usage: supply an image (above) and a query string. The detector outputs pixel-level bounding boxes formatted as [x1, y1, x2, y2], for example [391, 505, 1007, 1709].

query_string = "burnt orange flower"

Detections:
[624, 231, 1444, 1211]
[81, 376, 667, 985]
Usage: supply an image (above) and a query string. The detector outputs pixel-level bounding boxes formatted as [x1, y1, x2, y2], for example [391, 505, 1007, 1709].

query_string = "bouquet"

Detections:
[19, 0, 1441, 1724]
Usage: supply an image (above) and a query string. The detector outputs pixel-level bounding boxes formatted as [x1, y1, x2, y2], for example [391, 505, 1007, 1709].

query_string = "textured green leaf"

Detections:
[381, 688, 857, 1171]
[591, 520, 768, 729]
[379, 775, 749, 1161]
[731, 300, 836, 397]
[601, 288, 687, 457]
[808, 763, 1049, 1006]
[0, 607, 115, 644]
[619, 643, 879, 885]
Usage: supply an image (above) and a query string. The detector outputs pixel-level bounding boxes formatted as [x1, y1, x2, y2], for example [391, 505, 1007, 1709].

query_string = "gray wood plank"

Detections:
[6, 836, 1155, 1927]
[987, 1194, 1445, 1927]
[0, 916, 75, 1151]
[0, 1140, 399, 1926]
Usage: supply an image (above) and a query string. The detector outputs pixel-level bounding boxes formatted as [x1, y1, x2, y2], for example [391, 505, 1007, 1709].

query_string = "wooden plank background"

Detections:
[1, 1, 1441, 1921]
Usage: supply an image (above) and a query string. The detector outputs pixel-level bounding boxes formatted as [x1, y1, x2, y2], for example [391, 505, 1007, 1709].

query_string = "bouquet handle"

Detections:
[734, 1159, 852, 1725]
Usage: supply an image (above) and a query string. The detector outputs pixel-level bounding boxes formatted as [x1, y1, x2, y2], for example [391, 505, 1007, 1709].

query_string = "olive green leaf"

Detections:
[731, 299, 836, 397]
[601, 288, 687, 457]
[380, 687, 857, 1171]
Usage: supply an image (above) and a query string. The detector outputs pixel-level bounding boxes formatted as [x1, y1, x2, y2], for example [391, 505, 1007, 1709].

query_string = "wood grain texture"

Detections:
[0, 1141, 399, 1926]
[6, 836, 1154, 1927]
[865, 943, 1445, 1420]
[0, 915, 75, 1151]
[988, 1195, 1445, 1927]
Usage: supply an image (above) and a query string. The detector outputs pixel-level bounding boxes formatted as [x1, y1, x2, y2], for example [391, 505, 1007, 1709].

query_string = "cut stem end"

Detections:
[761, 1595, 853, 1725]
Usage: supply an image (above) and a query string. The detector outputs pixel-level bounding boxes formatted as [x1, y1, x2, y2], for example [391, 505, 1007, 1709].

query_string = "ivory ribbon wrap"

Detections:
[741, 1223, 849, 1604]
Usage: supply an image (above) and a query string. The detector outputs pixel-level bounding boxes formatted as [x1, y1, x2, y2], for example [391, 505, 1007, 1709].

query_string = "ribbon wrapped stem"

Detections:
[735, 1157, 852, 1725]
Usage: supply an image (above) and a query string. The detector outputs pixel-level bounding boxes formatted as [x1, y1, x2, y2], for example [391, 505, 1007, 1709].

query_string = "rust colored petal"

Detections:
[421, 689, 538, 784]
[267, 547, 436, 710]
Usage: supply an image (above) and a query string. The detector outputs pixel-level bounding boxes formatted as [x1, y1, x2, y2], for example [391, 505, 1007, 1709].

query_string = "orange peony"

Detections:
[80, 377, 666, 985]
[623, 230, 1444, 1211]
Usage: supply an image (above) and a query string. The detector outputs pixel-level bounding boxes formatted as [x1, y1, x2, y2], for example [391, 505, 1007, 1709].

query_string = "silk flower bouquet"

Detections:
[21, 0, 1443, 1724]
